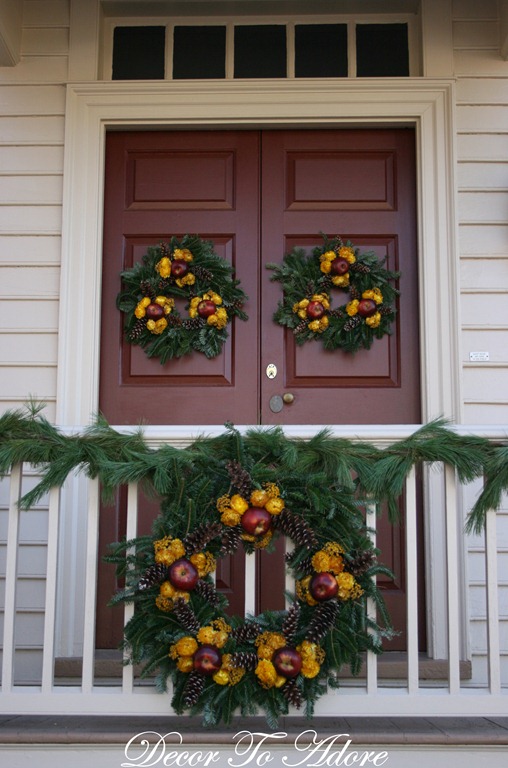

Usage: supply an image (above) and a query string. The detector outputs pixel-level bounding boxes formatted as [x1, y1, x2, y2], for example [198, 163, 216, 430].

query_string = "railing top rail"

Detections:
[53, 423, 508, 446]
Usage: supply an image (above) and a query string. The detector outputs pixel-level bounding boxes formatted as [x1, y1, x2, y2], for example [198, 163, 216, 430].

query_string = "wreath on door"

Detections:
[116, 235, 248, 363]
[267, 235, 400, 354]
[107, 427, 392, 728]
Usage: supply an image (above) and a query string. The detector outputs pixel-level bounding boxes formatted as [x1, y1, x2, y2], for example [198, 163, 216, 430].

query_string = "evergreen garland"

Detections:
[0, 403, 507, 725]
[267, 234, 399, 353]
[117, 234, 248, 362]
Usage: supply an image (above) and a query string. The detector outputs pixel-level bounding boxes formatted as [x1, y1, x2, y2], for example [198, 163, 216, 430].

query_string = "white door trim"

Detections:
[56, 79, 460, 658]
[58, 78, 460, 429]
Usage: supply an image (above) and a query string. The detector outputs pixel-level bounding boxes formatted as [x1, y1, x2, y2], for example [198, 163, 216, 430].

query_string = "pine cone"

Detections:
[350, 262, 371, 275]
[194, 579, 222, 607]
[230, 621, 261, 644]
[320, 275, 333, 291]
[128, 319, 146, 341]
[329, 308, 346, 319]
[282, 602, 301, 645]
[229, 651, 258, 672]
[349, 286, 361, 301]
[284, 550, 314, 576]
[379, 304, 394, 316]
[343, 316, 361, 332]
[173, 598, 201, 634]
[306, 600, 339, 644]
[166, 315, 183, 328]
[347, 549, 376, 578]
[219, 527, 242, 556]
[281, 677, 303, 709]
[158, 241, 171, 258]
[274, 508, 318, 550]
[193, 265, 213, 282]
[181, 318, 203, 330]
[182, 670, 205, 707]
[293, 320, 308, 336]
[183, 522, 222, 555]
[139, 280, 156, 299]
[138, 563, 168, 590]
[226, 460, 252, 498]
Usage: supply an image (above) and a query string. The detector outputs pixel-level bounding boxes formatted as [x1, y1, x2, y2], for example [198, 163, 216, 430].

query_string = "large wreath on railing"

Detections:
[267, 235, 400, 353]
[107, 427, 393, 728]
[116, 235, 248, 362]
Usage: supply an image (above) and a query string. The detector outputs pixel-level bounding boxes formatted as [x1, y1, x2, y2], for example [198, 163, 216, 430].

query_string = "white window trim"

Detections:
[56, 78, 460, 660]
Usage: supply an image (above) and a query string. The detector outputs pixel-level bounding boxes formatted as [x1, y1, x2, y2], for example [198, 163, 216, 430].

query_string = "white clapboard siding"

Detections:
[0, 333, 58, 365]
[0, 84, 65, 114]
[0, 298, 58, 329]
[0, 116, 65, 144]
[0, 205, 62, 232]
[0, 146, 64, 174]
[0, 175, 63, 203]
[0, 57, 69, 83]
[0, 267, 60, 293]
[22, 1, 70, 28]
[22, 28, 69, 56]
[0, 235, 62, 263]
[453, 1, 508, 683]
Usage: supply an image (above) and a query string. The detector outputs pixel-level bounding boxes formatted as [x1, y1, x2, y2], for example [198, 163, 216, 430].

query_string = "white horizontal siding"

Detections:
[453, 2, 508, 687]
[22, 0, 70, 28]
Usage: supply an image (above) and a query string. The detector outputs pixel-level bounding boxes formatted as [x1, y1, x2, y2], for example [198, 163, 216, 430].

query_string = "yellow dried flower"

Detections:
[155, 257, 171, 277]
[213, 669, 230, 686]
[176, 656, 194, 673]
[265, 497, 284, 515]
[296, 575, 318, 607]
[176, 273, 195, 288]
[256, 632, 286, 652]
[301, 659, 321, 678]
[173, 636, 199, 658]
[230, 494, 249, 514]
[321, 250, 337, 262]
[154, 536, 186, 566]
[155, 594, 174, 612]
[217, 494, 232, 513]
[336, 571, 363, 600]
[146, 317, 168, 334]
[264, 483, 280, 499]
[221, 509, 241, 527]
[362, 287, 383, 304]
[311, 551, 331, 573]
[338, 246, 356, 264]
[190, 552, 216, 577]
[331, 274, 350, 287]
[173, 248, 193, 262]
[346, 299, 359, 317]
[365, 312, 381, 328]
[134, 296, 151, 319]
[207, 307, 228, 329]
[255, 659, 278, 689]
[320, 259, 331, 274]
[159, 581, 176, 599]
[197, 626, 216, 645]
[250, 489, 269, 507]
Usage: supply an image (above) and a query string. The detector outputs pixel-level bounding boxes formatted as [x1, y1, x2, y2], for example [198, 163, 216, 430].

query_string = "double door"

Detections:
[98, 128, 422, 650]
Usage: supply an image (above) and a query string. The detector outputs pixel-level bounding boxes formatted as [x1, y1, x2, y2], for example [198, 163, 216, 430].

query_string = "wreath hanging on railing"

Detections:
[116, 235, 248, 362]
[267, 235, 400, 353]
[107, 427, 393, 728]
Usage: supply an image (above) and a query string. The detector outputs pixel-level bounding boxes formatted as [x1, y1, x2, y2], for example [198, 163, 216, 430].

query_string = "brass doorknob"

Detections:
[283, 393, 295, 404]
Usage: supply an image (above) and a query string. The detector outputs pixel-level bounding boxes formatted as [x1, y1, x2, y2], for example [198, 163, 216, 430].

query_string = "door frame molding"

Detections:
[56, 78, 460, 658]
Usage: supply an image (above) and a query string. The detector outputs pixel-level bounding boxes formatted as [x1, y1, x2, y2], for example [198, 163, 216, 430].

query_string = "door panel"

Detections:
[98, 128, 423, 652]
[99, 131, 260, 426]
[260, 129, 420, 425]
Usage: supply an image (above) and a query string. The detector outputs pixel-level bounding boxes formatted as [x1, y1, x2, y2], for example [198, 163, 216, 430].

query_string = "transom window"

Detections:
[105, 16, 418, 80]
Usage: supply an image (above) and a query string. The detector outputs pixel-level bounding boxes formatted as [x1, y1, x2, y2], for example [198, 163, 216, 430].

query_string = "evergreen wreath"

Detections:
[116, 234, 248, 362]
[267, 234, 400, 353]
[107, 427, 393, 728]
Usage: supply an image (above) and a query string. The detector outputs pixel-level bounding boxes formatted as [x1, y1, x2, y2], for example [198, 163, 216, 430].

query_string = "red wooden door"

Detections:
[98, 128, 422, 651]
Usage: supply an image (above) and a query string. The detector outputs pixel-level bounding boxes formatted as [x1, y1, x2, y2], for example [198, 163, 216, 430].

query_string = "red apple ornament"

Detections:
[145, 303, 165, 320]
[330, 257, 350, 276]
[309, 571, 339, 602]
[306, 301, 325, 320]
[241, 507, 272, 537]
[193, 644, 222, 676]
[272, 647, 302, 679]
[171, 260, 189, 279]
[168, 558, 199, 591]
[197, 300, 217, 319]
[357, 299, 377, 318]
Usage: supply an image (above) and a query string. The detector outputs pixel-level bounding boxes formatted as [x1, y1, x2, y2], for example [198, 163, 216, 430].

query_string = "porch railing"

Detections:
[0, 425, 506, 717]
